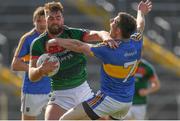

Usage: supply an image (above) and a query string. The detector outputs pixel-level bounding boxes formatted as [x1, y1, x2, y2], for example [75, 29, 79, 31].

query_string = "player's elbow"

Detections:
[154, 81, 161, 92]
[11, 60, 18, 71]
[29, 75, 39, 82]
[28, 71, 40, 82]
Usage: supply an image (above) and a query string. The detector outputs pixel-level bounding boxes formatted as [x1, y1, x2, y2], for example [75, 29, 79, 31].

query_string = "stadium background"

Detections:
[0, 0, 180, 120]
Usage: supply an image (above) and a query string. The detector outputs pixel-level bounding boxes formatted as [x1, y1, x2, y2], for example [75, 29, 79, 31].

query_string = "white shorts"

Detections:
[84, 91, 132, 120]
[125, 104, 146, 120]
[48, 81, 94, 110]
[21, 93, 50, 116]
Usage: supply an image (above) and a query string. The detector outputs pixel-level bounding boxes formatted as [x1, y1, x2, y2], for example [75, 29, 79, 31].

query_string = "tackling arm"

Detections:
[83, 30, 110, 42]
[83, 30, 118, 48]
[48, 38, 93, 56]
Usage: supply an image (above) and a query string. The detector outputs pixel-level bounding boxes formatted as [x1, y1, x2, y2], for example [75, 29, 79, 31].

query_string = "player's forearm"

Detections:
[29, 67, 43, 81]
[83, 30, 110, 42]
[11, 58, 29, 72]
[56, 38, 86, 53]
[136, 10, 145, 32]
[148, 80, 160, 94]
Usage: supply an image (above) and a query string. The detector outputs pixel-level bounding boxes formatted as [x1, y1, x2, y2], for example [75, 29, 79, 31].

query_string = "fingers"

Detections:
[146, 0, 152, 8]
[106, 40, 119, 49]
[148, 5, 152, 12]
[41, 61, 58, 75]
[144, 0, 149, 4]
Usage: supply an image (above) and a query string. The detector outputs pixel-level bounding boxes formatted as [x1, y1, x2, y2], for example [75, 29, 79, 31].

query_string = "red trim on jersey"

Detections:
[82, 32, 89, 42]
[136, 67, 146, 75]
[31, 56, 39, 60]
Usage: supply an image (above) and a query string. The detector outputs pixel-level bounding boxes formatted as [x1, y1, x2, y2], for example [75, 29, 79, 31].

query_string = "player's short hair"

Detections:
[117, 12, 136, 39]
[44, 1, 63, 16]
[33, 6, 45, 22]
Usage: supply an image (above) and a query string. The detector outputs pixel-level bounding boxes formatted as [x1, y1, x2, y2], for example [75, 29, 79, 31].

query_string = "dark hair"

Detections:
[44, 1, 63, 15]
[117, 12, 136, 39]
[33, 6, 45, 22]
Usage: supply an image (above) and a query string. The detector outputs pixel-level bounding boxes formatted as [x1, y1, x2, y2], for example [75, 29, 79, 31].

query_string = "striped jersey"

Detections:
[90, 32, 143, 102]
[16, 28, 51, 94]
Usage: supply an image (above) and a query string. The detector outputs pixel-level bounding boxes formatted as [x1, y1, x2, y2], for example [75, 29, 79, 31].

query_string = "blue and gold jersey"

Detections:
[15, 28, 51, 94]
[91, 32, 143, 102]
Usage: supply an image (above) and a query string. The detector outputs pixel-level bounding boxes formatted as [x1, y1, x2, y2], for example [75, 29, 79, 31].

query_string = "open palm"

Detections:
[138, 0, 152, 15]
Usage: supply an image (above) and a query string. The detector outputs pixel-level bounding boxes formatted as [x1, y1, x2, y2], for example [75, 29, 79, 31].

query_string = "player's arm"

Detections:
[48, 38, 93, 56]
[11, 55, 29, 72]
[11, 37, 29, 72]
[29, 40, 57, 81]
[137, 0, 152, 32]
[29, 57, 57, 81]
[29, 58, 44, 81]
[139, 70, 160, 96]
[83, 30, 118, 48]
[147, 74, 160, 94]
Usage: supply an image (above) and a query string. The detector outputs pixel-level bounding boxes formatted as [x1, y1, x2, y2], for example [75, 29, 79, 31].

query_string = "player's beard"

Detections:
[48, 24, 63, 35]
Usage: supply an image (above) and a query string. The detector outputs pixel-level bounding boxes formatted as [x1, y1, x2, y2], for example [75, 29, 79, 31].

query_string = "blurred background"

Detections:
[0, 0, 180, 120]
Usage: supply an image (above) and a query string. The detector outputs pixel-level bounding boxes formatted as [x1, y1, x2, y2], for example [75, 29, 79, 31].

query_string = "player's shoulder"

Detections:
[20, 28, 37, 42]
[64, 25, 87, 33]
[141, 59, 155, 71]
[92, 42, 108, 49]
[31, 32, 47, 48]
[130, 31, 143, 41]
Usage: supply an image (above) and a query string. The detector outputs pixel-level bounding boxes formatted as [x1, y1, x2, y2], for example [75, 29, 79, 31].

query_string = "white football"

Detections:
[36, 53, 60, 77]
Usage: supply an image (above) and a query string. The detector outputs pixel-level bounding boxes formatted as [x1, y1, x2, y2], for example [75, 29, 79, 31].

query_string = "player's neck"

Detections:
[35, 28, 45, 34]
[110, 31, 121, 40]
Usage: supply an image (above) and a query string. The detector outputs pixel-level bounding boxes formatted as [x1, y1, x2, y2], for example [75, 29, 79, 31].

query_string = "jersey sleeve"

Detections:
[90, 44, 108, 62]
[30, 38, 44, 60]
[15, 35, 30, 58]
[67, 27, 88, 41]
[149, 67, 158, 81]
[130, 31, 143, 42]
[146, 64, 158, 81]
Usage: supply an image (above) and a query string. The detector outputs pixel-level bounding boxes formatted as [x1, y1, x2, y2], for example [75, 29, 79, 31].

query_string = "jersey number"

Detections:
[123, 60, 138, 82]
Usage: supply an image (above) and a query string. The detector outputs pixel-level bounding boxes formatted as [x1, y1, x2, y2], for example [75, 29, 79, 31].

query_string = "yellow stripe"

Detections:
[21, 54, 30, 62]
[90, 51, 94, 56]
[14, 29, 36, 57]
[103, 63, 138, 78]
[88, 93, 103, 107]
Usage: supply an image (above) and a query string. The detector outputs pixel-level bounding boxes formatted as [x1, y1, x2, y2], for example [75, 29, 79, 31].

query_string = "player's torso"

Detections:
[33, 28, 88, 90]
[100, 40, 142, 102]
[19, 29, 51, 94]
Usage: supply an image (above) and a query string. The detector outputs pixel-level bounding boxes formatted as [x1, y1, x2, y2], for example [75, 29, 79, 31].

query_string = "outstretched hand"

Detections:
[138, 0, 152, 15]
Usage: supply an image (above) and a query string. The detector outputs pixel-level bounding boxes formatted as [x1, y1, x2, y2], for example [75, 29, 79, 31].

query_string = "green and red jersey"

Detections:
[30, 26, 88, 90]
[133, 59, 157, 104]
